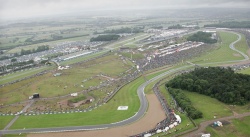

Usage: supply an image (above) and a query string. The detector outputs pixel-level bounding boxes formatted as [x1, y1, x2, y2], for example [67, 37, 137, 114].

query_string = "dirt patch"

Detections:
[28, 94, 166, 137]
[233, 53, 241, 57]
[67, 96, 94, 107]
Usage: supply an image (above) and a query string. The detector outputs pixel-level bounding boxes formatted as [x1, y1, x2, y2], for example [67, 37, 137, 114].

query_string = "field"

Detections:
[183, 91, 233, 124]
[2, 134, 27, 137]
[191, 31, 245, 64]
[0, 66, 53, 85]
[0, 116, 14, 129]
[0, 54, 133, 112]
[234, 34, 249, 58]
[206, 116, 250, 137]
[239, 67, 250, 75]
[10, 74, 149, 129]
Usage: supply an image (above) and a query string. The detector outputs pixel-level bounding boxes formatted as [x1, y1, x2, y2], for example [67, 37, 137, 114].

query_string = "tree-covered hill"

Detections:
[90, 34, 120, 42]
[204, 21, 250, 28]
[166, 67, 250, 105]
[187, 31, 217, 44]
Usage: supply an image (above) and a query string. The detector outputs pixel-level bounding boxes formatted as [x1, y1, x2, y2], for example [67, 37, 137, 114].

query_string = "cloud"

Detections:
[0, 0, 249, 20]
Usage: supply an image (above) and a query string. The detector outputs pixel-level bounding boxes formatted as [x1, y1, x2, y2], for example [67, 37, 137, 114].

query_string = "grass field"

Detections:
[239, 67, 250, 75]
[6, 35, 90, 54]
[10, 76, 143, 129]
[120, 52, 144, 60]
[0, 116, 14, 129]
[2, 134, 27, 137]
[234, 34, 249, 58]
[183, 91, 233, 124]
[0, 54, 132, 106]
[206, 116, 250, 137]
[191, 31, 245, 64]
[0, 66, 53, 85]
[7, 62, 182, 129]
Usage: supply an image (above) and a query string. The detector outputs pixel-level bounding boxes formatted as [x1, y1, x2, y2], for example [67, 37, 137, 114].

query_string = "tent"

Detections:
[175, 114, 181, 123]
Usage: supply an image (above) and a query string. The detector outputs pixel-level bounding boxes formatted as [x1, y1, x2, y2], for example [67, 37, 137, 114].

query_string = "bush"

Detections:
[68, 95, 86, 103]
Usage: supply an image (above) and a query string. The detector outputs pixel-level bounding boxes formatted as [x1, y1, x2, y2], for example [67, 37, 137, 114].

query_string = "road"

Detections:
[0, 30, 249, 135]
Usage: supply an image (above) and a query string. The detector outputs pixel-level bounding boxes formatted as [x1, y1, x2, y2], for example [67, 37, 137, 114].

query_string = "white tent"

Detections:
[144, 133, 152, 137]
[164, 127, 170, 132]
[156, 129, 162, 133]
[175, 114, 182, 123]
[169, 124, 174, 129]
[173, 122, 178, 126]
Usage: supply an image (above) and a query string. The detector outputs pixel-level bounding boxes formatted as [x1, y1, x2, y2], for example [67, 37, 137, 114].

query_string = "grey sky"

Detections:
[0, 0, 249, 20]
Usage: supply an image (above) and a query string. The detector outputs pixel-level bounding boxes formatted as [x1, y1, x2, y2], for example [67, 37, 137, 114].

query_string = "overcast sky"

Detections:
[0, 0, 249, 20]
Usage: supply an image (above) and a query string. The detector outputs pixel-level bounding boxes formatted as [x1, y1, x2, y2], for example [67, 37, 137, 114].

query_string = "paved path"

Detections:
[184, 112, 250, 137]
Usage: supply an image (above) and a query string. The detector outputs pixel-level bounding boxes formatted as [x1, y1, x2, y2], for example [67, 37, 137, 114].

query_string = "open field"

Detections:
[6, 35, 90, 54]
[191, 31, 245, 64]
[0, 66, 53, 85]
[0, 54, 132, 106]
[206, 116, 250, 137]
[239, 67, 250, 74]
[4, 62, 176, 129]
[234, 34, 249, 58]
[0, 116, 14, 129]
[120, 52, 144, 60]
[10, 76, 143, 129]
[59, 51, 106, 65]
[183, 91, 233, 124]
[2, 134, 27, 137]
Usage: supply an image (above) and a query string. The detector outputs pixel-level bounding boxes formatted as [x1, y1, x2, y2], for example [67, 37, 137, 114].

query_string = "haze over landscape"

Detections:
[1, 0, 250, 20]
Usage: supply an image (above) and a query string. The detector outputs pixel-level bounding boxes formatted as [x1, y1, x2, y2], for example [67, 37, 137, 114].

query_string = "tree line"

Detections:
[21, 45, 49, 55]
[90, 35, 120, 42]
[204, 21, 250, 28]
[187, 31, 217, 44]
[103, 27, 143, 34]
[168, 24, 183, 29]
[166, 67, 250, 105]
[167, 87, 203, 119]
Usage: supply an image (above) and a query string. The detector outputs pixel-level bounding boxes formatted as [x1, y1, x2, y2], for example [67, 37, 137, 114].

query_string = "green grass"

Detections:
[120, 52, 144, 60]
[0, 116, 15, 129]
[0, 66, 52, 85]
[0, 54, 132, 105]
[60, 51, 106, 65]
[234, 34, 249, 58]
[183, 91, 233, 124]
[206, 116, 250, 137]
[191, 31, 245, 64]
[2, 134, 27, 137]
[10, 77, 143, 129]
[239, 68, 250, 75]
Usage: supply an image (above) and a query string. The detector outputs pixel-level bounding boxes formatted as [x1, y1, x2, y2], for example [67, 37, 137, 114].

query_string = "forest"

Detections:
[20, 45, 49, 55]
[204, 21, 250, 28]
[168, 24, 183, 29]
[90, 34, 120, 42]
[166, 67, 250, 105]
[187, 31, 217, 44]
[103, 27, 143, 34]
